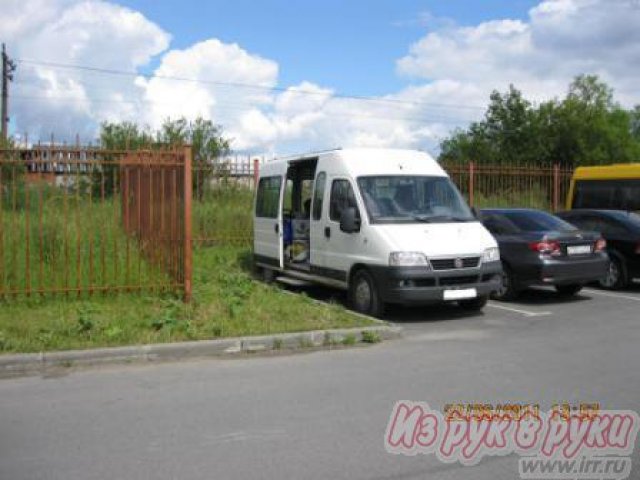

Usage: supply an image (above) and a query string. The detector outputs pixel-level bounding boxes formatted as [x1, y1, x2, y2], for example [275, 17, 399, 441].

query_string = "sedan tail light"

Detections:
[529, 238, 561, 256]
[595, 238, 607, 252]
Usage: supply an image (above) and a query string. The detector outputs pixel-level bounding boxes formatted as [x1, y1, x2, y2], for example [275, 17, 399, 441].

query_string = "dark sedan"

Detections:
[480, 209, 609, 300]
[556, 209, 640, 289]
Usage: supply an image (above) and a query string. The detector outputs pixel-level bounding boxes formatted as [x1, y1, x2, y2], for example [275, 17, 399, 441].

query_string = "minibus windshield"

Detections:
[357, 176, 475, 224]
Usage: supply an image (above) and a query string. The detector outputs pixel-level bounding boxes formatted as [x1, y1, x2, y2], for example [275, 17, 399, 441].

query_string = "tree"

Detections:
[438, 75, 640, 168]
[0, 136, 24, 209]
[550, 76, 637, 166]
[483, 86, 546, 165]
[97, 117, 231, 199]
[630, 105, 640, 141]
[100, 121, 154, 150]
[567, 74, 614, 109]
[95, 122, 155, 196]
[157, 117, 230, 162]
[441, 85, 547, 166]
[157, 117, 231, 199]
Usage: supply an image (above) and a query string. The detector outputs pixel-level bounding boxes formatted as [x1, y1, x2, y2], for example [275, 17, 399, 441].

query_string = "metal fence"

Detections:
[189, 158, 576, 248]
[192, 155, 261, 247]
[1, 142, 577, 301]
[0, 146, 192, 300]
[442, 161, 574, 212]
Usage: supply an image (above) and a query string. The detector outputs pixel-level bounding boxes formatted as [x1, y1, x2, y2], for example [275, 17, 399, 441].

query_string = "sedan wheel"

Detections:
[491, 263, 519, 301]
[599, 256, 628, 290]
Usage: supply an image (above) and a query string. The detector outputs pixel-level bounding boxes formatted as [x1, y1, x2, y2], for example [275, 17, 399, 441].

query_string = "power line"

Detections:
[10, 93, 478, 125]
[15, 57, 486, 112]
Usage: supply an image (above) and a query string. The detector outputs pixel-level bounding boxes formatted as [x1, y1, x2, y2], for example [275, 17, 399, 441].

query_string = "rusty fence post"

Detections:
[552, 163, 560, 212]
[253, 157, 260, 190]
[122, 162, 130, 234]
[468, 161, 475, 208]
[183, 145, 193, 303]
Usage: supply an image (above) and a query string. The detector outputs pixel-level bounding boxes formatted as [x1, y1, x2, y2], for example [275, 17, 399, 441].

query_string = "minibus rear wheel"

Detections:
[349, 269, 385, 318]
[261, 267, 276, 284]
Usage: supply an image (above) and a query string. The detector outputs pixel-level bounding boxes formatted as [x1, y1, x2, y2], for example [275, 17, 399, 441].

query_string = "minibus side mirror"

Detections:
[340, 207, 360, 233]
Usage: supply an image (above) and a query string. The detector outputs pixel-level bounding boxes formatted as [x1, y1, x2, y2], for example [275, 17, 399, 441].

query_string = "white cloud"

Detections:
[6, 0, 169, 139]
[5, 0, 640, 153]
[397, 0, 640, 106]
[136, 38, 278, 132]
[229, 82, 332, 151]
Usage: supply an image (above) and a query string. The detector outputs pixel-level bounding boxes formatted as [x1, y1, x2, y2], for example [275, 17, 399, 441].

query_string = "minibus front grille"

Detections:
[430, 257, 480, 271]
[439, 275, 479, 286]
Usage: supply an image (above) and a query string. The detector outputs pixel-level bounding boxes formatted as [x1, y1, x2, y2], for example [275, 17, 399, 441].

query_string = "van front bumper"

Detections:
[368, 261, 503, 305]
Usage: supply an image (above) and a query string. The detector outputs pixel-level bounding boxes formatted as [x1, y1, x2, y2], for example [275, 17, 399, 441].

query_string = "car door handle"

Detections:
[324, 226, 331, 239]
[274, 223, 279, 234]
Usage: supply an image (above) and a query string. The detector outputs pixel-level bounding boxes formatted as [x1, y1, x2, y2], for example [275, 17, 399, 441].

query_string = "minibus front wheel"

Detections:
[458, 295, 488, 311]
[349, 269, 386, 318]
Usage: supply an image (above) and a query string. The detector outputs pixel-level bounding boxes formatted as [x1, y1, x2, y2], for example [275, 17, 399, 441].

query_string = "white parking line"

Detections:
[487, 302, 552, 317]
[583, 288, 640, 302]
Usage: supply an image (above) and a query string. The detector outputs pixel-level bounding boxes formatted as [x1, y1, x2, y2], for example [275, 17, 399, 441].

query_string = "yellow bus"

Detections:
[567, 163, 640, 211]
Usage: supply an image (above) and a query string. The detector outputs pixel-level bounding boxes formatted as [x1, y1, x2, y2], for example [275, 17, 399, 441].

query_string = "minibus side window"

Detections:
[329, 179, 360, 222]
[312, 172, 326, 221]
[255, 176, 282, 218]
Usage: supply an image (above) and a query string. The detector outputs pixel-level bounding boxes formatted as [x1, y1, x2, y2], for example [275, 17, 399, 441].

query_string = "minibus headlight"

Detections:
[389, 252, 429, 267]
[482, 247, 500, 263]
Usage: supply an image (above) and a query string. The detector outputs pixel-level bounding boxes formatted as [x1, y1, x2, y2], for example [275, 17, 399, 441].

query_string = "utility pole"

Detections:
[2, 43, 17, 141]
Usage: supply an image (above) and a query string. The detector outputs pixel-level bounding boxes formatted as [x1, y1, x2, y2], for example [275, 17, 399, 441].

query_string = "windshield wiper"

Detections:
[412, 214, 474, 223]
[449, 216, 475, 223]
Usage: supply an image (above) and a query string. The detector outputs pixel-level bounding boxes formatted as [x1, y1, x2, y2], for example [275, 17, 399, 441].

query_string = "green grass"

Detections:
[472, 185, 552, 210]
[1, 184, 169, 294]
[0, 176, 556, 354]
[0, 246, 375, 353]
[193, 185, 253, 245]
[0, 183, 372, 354]
[361, 330, 381, 344]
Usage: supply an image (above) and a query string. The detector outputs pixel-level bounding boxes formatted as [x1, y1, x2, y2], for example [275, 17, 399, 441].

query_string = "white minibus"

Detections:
[253, 148, 501, 317]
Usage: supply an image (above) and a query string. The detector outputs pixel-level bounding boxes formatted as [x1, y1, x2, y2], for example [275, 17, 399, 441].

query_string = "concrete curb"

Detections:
[0, 325, 402, 379]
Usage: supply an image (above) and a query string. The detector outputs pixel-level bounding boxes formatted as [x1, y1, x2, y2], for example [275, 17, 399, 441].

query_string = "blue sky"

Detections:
[117, 0, 539, 96]
[4, 0, 640, 153]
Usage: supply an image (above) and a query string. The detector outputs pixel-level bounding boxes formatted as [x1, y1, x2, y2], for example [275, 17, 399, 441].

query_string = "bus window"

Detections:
[573, 179, 640, 210]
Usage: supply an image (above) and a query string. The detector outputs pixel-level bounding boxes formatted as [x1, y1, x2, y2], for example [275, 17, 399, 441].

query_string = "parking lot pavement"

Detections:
[1, 283, 639, 480]
[293, 282, 640, 336]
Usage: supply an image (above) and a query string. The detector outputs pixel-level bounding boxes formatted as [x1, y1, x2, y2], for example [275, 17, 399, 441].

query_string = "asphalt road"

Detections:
[2, 284, 640, 480]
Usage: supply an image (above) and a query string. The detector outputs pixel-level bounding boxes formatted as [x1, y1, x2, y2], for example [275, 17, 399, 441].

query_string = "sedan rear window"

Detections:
[610, 211, 640, 229]
[501, 211, 578, 233]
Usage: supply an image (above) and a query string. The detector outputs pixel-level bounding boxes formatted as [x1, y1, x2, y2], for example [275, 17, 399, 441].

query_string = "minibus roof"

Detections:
[259, 148, 446, 178]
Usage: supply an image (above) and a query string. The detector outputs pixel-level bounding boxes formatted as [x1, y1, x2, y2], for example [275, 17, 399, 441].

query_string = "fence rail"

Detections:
[188, 158, 576, 247]
[442, 161, 574, 211]
[0, 147, 192, 300]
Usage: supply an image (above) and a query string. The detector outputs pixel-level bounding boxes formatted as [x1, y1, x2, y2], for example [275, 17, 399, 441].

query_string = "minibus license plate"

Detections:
[567, 245, 592, 255]
[443, 288, 477, 300]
